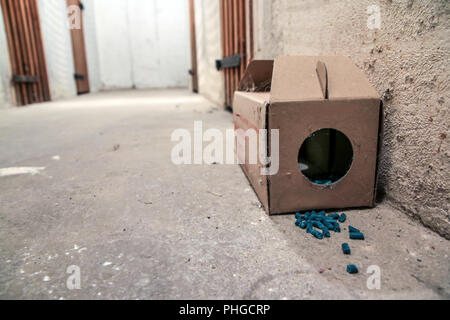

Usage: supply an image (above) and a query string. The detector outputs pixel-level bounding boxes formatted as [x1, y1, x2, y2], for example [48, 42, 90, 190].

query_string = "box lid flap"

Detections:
[238, 60, 274, 92]
[270, 56, 380, 103]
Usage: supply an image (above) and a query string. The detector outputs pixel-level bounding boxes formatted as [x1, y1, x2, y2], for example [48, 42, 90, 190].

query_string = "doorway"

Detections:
[67, 0, 90, 94]
[0, 0, 50, 106]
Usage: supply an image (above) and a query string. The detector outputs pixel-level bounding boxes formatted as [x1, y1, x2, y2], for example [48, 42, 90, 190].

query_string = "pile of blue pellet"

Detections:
[294, 210, 347, 240]
[294, 210, 366, 275]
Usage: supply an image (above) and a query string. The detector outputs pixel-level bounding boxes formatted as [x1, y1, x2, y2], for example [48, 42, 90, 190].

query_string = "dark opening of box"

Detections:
[298, 128, 353, 185]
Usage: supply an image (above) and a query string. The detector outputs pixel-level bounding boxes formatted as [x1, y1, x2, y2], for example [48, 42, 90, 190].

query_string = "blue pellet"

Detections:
[346, 264, 359, 274]
[295, 212, 304, 220]
[299, 221, 307, 229]
[323, 220, 334, 230]
[323, 230, 331, 238]
[314, 180, 332, 185]
[327, 213, 340, 220]
[338, 213, 347, 223]
[306, 222, 313, 234]
[312, 221, 326, 229]
[334, 224, 341, 233]
[311, 230, 323, 240]
[348, 226, 360, 233]
[349, 232, 365, 240]
[342, 243, 351, 255]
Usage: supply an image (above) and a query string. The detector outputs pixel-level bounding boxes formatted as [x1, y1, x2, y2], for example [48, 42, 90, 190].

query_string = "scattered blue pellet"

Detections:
[342, 243, 351, 255]
[334, 224, 341, 233]
[348, 226, 360, 233]
[327, 213, 340, 220]
[349, 232, 365, 240]
[346, 264, 359, 274]
[295, 212, 303, 220]
[311, 230, 323, 240]
[338, 213, 347, 223]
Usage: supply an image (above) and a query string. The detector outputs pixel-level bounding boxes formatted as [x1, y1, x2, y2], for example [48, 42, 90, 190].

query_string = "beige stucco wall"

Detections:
[253, 0, 449, 238]
[194, 0, 225, 106]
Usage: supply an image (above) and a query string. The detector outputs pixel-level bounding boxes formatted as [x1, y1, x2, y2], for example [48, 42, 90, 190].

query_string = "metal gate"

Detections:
[218, 0, 253, 109]
[0, 0, 50, 106]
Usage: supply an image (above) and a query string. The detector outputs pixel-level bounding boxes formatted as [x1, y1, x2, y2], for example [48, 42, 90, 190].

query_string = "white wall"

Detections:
[194, 0, 224, 106]
[83, 0, 102, 93]
[0, 8, 12, 108]
[93, 0, 191, 89]
[38, 0, 77, 101]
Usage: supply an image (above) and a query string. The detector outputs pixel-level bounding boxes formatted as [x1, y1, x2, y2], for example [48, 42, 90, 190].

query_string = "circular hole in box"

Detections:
[298, 128, 353, 185]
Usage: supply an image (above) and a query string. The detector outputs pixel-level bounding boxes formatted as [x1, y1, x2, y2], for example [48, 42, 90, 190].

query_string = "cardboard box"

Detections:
[233, 56, 383, 214]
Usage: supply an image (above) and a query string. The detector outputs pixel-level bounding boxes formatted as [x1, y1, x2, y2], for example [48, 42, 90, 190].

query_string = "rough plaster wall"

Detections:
[93, 0, 190, 89]
[38, 0, 77, 101]
[194, 0, 225, 106]
[82, 0, 102, 93]
[254, 0, 450, 238]
[0, 8, 12, 108]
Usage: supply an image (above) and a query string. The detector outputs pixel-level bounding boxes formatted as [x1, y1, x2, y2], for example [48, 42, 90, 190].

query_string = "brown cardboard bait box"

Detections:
[233, 56, 383, 214]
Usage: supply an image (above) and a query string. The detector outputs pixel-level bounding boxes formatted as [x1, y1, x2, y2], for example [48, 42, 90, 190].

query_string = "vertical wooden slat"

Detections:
[23, 0, 42, 102]
[220, 0, 226, 105]
[232, 0, 238, 101]
[239, 0, 245, 77]
[222, 0, 229, 107]
[227, 0, 232, 107]
[245, 0, 254, 65]
[223, 0, 230, 107]
[19, 0, 38, 102]
[18, 0, 34, 103]
[9, 0, 28, 105]
[188, 0, 198, 93]
[29, 0, 50, 101]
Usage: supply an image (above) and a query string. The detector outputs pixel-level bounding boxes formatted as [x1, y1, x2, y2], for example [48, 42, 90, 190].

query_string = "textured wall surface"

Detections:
[0, 8, 11, 108]
[194, 0, 225, 106]
[38, 0, 77, 101]
[93, 0, 190, 89]
[82, 0, 102, 93]
[253, 0, 449, 238]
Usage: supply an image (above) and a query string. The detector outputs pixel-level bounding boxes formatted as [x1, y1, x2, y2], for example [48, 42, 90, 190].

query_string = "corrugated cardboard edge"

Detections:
[373, 101, 385, 205]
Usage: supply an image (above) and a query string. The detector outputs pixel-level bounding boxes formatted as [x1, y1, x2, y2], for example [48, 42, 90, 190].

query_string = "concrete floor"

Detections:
[0, 89, 448, 300]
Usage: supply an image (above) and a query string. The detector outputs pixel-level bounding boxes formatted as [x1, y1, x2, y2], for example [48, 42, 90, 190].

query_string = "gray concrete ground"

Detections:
[0, 89, 448, 300]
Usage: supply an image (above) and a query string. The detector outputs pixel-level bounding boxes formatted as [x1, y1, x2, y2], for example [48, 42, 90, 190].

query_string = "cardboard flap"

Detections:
[270, 56, 380, 103]
[316, 61, 328, 99]
[238, 60, 274, 92]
